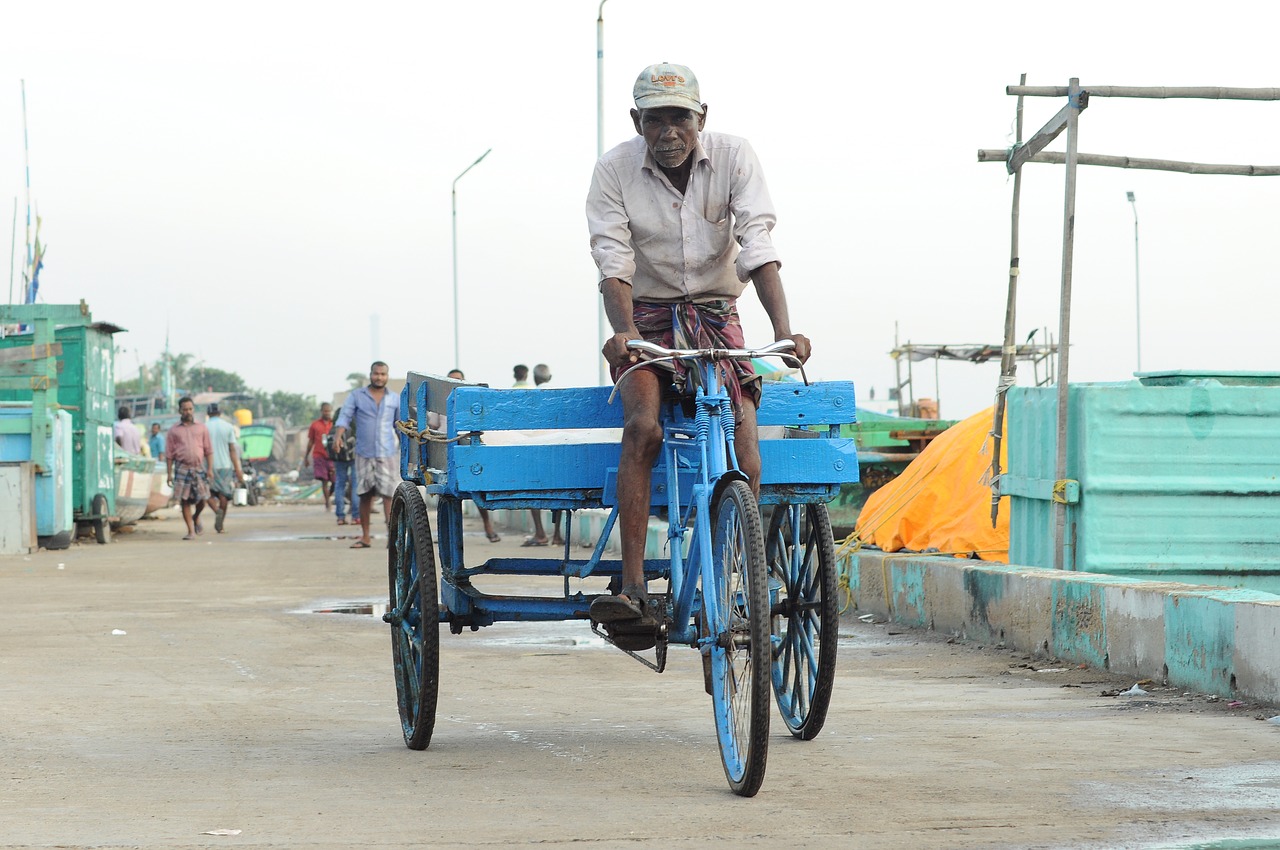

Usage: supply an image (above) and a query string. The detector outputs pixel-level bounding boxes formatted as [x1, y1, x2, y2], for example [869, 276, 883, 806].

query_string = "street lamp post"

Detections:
[451, 148, 492, 370]
[595, 0, 610, 385]
[1126, 191, 1141, 373]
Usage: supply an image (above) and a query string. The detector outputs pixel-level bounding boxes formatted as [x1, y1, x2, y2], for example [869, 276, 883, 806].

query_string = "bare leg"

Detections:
[733, 396, 762, 497]
[358, 491, 374, 545]
[529, 510, 548, 544]
[551, 511, 564, 546]
[614, 370, 664, 597]
[480, 508, 499, 542]
[323, 476, 332, 510]
[181, 503, 196, 539]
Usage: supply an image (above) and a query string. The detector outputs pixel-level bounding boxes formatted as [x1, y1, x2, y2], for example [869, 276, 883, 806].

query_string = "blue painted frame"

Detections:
[395, 371, 859, 629]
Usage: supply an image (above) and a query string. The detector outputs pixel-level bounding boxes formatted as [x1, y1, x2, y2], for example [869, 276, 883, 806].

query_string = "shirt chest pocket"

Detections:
[687, 213, 733, 267]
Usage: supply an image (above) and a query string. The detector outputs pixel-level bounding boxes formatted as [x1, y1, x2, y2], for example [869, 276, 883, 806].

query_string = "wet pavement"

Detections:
[2, 502, 1279, 849]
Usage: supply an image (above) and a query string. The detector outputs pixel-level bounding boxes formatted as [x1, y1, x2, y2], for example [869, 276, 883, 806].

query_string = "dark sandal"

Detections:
[589, 583, 649, 624]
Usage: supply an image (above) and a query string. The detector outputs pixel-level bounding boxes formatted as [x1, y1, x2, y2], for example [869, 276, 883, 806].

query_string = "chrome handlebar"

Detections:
[624, 338, 797, 361]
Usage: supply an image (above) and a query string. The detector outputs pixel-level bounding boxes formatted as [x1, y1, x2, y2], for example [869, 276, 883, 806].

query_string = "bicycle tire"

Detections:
[766, 502, 838, 740]
[709, 479, 771, 797]
[388, 481, 439, 750]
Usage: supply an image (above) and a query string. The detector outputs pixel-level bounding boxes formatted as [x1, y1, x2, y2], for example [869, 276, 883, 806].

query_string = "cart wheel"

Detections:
[388, 481, 439, 750]
[709, 480, 771, 797]
[766, 502, 838, 740]
[92, 493, 111, 545]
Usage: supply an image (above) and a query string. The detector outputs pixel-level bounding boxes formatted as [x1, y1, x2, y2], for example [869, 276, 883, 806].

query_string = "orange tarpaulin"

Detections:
[855, 406, 1010, 561]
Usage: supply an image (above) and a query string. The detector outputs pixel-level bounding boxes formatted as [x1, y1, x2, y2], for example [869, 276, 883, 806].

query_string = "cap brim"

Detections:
[633, 94, 704, 114]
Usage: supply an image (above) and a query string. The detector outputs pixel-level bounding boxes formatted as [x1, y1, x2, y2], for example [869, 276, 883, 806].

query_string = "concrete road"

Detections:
[2, 503, 1279, 850]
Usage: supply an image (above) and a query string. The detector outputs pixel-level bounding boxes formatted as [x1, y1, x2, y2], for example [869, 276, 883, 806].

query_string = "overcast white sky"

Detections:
[3, 1, 1277, 418]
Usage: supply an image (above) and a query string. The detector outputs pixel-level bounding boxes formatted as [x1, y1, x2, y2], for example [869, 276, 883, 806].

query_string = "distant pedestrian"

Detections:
[533, 363, 552, 387]
[113, 406, 142, 455]
[333, 361, 400, 549]
[512, 364, 533, 388]
[204, 403, 243, 533]
[525, 364, 563, 547]
[302, 402, 336, 512]
[166, 396, 214, 541]
[327, 415, 356, 526]
[147, 422, 165, 459]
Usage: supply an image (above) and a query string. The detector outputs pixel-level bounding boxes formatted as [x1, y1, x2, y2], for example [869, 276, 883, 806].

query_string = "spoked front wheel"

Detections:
[709, 480, 771, 797]
[387, 481, 439, 750]
[766, 502, 838, 739]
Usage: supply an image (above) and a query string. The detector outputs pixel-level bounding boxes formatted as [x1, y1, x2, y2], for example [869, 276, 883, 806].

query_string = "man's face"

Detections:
[370, 365, 389, 389]
[631, 106, 706, 171]
[151, 424, 161, 435]
[179, 401, 195, 423]
[321, 404, 332, 421]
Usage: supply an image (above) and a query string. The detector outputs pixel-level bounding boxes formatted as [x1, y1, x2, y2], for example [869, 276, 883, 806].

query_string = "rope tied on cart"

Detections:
[394, 419, 471, 444]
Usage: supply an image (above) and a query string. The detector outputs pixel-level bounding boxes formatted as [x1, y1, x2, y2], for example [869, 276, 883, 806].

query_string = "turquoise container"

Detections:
[1005, 372, 1280, 587]
[0, 405, 74, 546]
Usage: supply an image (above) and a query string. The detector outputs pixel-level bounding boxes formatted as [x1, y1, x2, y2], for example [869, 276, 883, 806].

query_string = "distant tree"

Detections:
[260, 390, 318, 428]
[188, 366, 248, 394]
[346, 372, 365, 389]
[167, 353, 197, 389]
[116, 351, 198, 395]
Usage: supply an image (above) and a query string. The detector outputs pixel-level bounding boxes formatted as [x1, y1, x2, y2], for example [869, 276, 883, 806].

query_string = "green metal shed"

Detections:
[0, 302, 125, 542]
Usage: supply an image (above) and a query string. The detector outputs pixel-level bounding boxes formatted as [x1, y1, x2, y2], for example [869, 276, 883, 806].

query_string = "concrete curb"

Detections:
[844, 549, 1280, 703]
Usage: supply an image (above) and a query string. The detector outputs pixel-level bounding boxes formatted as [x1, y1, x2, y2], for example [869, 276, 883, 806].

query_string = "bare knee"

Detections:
[739, 447, 761, 486]
[621, 417, 663, 465]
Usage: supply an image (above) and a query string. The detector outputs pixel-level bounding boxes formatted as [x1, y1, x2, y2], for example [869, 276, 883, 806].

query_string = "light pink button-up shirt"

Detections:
[586, 132, 781, 304]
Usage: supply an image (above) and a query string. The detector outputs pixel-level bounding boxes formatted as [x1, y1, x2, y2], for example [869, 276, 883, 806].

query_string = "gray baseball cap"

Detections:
[633, 63, 703, 114]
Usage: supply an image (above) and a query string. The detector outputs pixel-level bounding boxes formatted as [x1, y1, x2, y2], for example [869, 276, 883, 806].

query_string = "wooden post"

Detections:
[977, 149, 1280, 176]
[1052, 79, 1083, 571]
[1007, 85, 1280, 100]
[990, 74, 1027, 527]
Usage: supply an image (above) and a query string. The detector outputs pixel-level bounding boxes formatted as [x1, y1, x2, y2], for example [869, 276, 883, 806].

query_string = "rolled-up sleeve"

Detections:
[335, 393, 356, 431]
[729, 140, 781, 282]
[586, 159, 636, 288]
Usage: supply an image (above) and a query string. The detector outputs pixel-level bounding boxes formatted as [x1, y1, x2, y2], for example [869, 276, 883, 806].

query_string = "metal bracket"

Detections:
[590, 621, 668, 673]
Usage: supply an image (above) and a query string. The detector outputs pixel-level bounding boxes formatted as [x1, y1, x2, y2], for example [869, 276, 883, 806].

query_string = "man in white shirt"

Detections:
[585, 63, 811, 636]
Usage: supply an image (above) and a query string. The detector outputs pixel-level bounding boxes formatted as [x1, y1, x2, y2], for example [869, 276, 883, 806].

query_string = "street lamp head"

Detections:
[1126, 191, 1135, 203]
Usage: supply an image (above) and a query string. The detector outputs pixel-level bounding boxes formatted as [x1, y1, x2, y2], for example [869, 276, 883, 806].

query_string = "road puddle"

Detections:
[296, 600, 388, 618]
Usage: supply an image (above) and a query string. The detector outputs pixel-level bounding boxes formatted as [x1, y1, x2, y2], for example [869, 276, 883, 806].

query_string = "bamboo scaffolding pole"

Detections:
[1008, 85, 1280, 100]
[1051, 79, 1084, 571]
[978, 149, 1280, 176]
[990, 74, 1027, 528]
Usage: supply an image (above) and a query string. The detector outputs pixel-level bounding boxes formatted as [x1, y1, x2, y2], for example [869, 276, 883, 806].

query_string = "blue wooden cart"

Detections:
[386, 360, 859, 795]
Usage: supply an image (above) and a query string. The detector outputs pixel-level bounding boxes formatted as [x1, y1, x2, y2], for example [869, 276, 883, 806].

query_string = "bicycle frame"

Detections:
[661, 355, 739, 646]
[633, 340, 795, 647]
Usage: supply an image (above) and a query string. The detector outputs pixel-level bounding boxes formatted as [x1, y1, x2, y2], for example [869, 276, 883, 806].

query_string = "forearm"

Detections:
[750, 262, 792, 339]
[601, 278, 638, 335]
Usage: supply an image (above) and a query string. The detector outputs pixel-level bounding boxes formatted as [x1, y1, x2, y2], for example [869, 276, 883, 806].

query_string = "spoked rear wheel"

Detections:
[709, 480, 771, 797]
[387, 481, 439, 750]
[766, 502, 838, 739]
